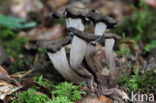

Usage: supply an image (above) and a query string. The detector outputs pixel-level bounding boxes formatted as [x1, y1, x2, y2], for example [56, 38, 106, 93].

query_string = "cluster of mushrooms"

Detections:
[37, 7, 129, 102]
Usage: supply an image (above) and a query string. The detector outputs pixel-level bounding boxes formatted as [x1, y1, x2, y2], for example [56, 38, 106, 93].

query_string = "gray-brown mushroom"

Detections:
[86, 10, 117, 36]
[48, 7, 129, 102]
[64, 7, 92, 71]
[37, 36, 72, 53]
[103, 33, 121, 87]
[37, 37, 84, 84]
[86, 9, 119, 87]
[43, 9, 86, 84]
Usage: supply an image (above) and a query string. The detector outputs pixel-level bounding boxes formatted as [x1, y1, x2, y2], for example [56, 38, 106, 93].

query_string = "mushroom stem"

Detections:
[66, 18, 86, 70]
[105, 38, 117, 87]
[66, 18, 95, 88]
[47, 48, 84, 84]
[95, 22, 107, 36]
[70, 36, 87, 69]
[91, 22, 106, 45]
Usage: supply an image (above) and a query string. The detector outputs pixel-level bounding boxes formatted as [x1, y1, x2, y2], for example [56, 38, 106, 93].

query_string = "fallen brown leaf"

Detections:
[0, 66, 21, 100]
[0, 79, 21, 100]
[98, 96, 113, 103]
[21, 78, 54, 98]
[80, 97, 101, 103]
[48, 0, 69, 10]
[26, 24, 65, 40]
[80, 96, 113, 103]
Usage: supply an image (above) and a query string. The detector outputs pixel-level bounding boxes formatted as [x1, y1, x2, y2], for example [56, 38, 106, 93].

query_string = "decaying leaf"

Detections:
[98, 96, 113, 103]
[21, 78, 54, 98]
[11, 69, 34, 79]
[80, 96, 113, 103]
[0, 66, 21, 100]
[26, 24, 65, 40]
[0, 80, 21, 100]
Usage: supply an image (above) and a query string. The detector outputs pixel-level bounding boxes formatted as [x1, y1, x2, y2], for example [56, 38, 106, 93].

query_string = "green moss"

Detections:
[12, 88, 50, 103]
[116, 43, 131, 57]
[118, 68, 156, 94]
[114, 2, 156, 42]
[0, 25, 29, 73]
[34, 77, 82, 102]
[52, 82, 84, 102]
[47, 96, 73, 103]
[38, 48, 47, 53]
[11, 76, 85, 103]
[34, 75, 54, 89]
[0, 26, 28, 58]
[145, 40, 156, 52]
[5, 36, 28, 59]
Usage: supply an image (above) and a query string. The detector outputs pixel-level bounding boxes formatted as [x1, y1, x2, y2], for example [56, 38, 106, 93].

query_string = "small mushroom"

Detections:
[103, 33, 121, 87]
[86, 10, 119, 87]
[67, 27, 101, 70]
[49, 9, 85, 83]
[50, 4, 89, 19]
[64, 7, 92, 70]
[68, 27, 100, 71]
[67, 27, 102, 90]
[64, 7, 92, 28]
[37, 36, 84, 84]
[86, 10, 117, 36]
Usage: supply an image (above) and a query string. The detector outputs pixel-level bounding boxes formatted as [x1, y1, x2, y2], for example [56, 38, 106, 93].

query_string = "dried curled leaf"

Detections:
[0, 80, 21, 100]
[0, 66, 21, 100]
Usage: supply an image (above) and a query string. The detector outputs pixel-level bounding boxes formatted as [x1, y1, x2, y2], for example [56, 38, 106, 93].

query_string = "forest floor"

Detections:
[0, 0, 155, 103]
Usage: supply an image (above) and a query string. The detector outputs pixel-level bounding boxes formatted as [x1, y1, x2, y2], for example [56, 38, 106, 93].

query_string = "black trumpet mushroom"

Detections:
[39, 6, 130, 103]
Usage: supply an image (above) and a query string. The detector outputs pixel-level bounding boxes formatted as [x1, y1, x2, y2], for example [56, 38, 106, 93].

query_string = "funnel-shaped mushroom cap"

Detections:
[86, 11, 117, 28]
[64, 7, 93, 20]
[103, 33, 121, 40]
[68, 27, 101, 42]
[37, 36, 72, 53]
[51, 7, 66, 18]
